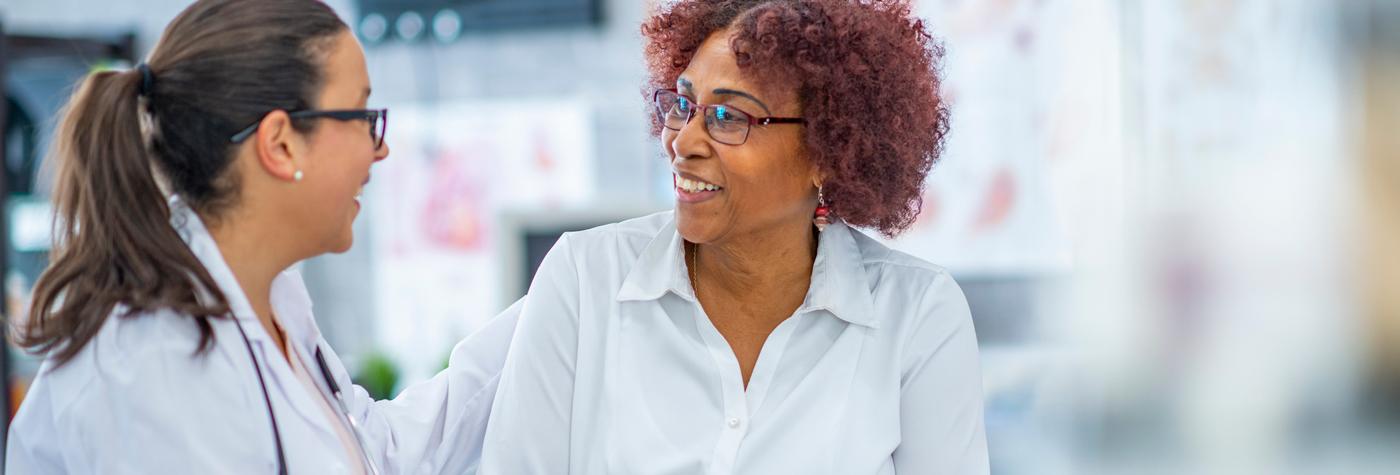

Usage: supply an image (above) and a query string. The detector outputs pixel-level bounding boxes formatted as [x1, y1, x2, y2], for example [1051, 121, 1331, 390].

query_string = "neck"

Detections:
[205, 209, 302, 360]
[693, 218, 819, 301]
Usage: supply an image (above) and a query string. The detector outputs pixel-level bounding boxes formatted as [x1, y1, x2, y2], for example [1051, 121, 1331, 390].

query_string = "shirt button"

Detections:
[727, 417, 741, 429]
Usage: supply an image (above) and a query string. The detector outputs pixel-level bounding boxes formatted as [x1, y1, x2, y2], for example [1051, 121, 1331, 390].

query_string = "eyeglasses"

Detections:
[230, 108, 388, 150]
[653, 89, 804, 146]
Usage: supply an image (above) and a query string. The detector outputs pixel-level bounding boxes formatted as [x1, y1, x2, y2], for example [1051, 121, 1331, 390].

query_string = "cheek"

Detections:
[315, 123, 375, 159]
[728, 145, 811, 206]
[307, 149, 365, 199]
[720, 156, 771, 204]
[318, 132, 373, 177]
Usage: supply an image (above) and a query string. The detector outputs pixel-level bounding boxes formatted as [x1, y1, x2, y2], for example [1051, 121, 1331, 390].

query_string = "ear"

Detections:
[253, 110, 305, 182]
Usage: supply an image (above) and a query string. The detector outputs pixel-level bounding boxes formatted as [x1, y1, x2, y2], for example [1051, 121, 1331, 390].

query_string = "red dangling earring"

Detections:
[814, 185, 831, 232]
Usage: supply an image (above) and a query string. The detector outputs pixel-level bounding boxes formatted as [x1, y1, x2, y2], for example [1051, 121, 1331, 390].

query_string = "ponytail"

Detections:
[19, 68, 230, 365]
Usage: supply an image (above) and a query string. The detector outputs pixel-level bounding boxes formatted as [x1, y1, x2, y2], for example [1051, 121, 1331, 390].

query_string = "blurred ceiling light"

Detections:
[433, 9, 463, 43]
[396, 11, 425, 42]
[360, 13, 388, 44]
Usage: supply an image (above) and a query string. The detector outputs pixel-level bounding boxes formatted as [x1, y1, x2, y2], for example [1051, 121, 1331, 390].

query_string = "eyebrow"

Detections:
[675, 78, 773, 115]
[363, 87, 373, 101]
[713, 88, 771, 115]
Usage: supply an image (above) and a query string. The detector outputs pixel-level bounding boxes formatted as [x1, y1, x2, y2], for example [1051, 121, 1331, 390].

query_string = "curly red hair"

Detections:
[642, 0, 949, 237]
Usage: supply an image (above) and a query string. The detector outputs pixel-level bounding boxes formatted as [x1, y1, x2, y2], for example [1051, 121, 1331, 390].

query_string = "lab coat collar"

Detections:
[168, 196, 322, 351]
[616, 214, 879, 328]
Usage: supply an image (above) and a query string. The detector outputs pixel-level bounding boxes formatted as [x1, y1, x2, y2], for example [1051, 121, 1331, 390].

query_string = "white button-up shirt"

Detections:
[481, 211, 989, 474]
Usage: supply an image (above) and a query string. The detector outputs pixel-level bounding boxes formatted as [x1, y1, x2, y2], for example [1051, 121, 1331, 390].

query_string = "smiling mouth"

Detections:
[674, 173, 722, 193]
[356, 176, 371, 202]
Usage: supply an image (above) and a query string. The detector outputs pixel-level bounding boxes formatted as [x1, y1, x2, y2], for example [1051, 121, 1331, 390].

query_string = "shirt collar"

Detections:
[616, 215, 693, 302]
[168, 196, 322, 350]
[616, 214, 879, 328]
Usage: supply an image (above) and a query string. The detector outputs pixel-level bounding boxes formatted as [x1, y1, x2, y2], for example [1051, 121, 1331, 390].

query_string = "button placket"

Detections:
[691, 300, 751, 474]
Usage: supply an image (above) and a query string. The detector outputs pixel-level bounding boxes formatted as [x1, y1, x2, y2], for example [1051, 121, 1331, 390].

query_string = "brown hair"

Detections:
[16, 0, 347, 365]
[642, 0, 949, 236]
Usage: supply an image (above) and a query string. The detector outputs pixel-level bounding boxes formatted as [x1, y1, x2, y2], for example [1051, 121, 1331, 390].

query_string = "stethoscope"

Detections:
[233, 318, 383, 475]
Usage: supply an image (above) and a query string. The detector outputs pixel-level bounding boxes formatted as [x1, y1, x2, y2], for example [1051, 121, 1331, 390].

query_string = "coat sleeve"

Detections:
[328, 299, 522, 474]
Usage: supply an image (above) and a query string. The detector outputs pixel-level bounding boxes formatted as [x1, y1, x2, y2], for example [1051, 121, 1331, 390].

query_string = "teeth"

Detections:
[676, 175, 721, 193]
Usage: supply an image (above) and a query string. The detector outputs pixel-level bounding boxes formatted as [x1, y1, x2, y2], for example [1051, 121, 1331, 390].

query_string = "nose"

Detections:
[670, 107, 712, 161]
[373, 140, 390, 162]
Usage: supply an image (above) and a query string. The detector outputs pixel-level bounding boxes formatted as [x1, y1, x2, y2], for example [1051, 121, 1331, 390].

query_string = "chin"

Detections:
[326, 211, 358, 253]
[326, 228, 355, 254]
[337, 232, 356, 253]
[674, 211, 716, 245]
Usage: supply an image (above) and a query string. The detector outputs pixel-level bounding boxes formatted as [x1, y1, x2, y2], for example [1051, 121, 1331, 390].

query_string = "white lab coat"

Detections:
[5, 197, 519, 474]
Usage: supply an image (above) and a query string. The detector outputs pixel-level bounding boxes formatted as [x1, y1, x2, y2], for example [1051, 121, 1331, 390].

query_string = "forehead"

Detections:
[678, 29, 797, 111]
[681, 31, 744, 86]
[318, 32, 369, 102]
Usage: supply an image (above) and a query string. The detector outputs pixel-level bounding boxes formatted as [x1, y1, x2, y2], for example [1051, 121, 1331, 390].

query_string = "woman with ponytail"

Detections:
[6, 1, 517, 473]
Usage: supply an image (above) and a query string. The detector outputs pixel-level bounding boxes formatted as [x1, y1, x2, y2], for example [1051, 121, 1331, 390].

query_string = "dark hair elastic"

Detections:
[136, 63, 155, 97]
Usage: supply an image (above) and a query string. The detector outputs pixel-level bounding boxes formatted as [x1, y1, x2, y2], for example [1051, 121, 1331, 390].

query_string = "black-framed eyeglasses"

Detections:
[653, 89, 804, 146]
[230, 108, 388, 150]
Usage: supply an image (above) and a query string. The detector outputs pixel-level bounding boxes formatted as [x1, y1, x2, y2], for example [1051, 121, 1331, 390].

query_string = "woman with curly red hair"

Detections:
[482, 0, 987, 473]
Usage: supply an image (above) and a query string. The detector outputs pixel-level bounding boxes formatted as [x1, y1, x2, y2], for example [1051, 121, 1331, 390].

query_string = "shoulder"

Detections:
[850, 229, 967, 307]
[849, 229, 950, 279]
[29, 306, 239, 420]
[518, 211, 674, 325]
[12, 308, 257, 471]
[847, 229, 974, 348]
[536, 210, 674, 277]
